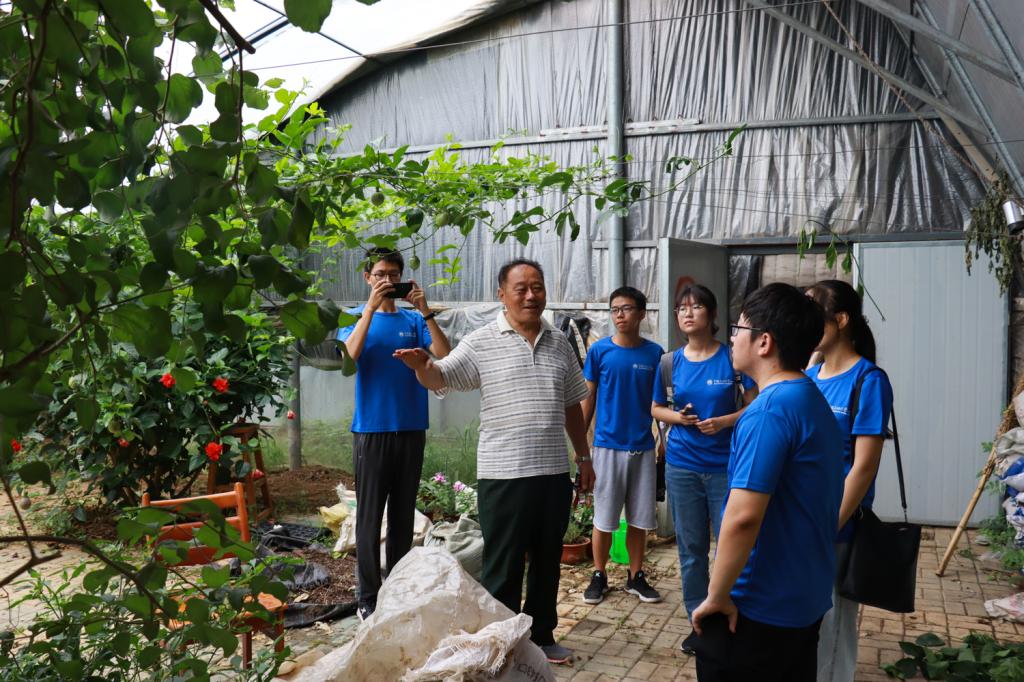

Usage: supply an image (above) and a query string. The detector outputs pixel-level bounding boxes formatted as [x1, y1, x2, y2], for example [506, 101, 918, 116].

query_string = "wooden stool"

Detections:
[206, 423, 275, 521]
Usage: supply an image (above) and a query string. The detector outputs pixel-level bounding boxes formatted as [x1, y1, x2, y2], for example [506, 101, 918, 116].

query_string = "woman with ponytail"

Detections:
[806, 280, 894, 682]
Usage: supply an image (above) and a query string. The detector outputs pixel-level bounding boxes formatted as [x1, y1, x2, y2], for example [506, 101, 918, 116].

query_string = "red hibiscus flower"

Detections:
[212, 377, 229, 394]
[252, 469, 265, 480]
[205, 442, 223, 461]
[160, 373, 176, 388]
[117, 438, 130, 448]
[287, 410, 296, 420]
[11, 439, 22, 453]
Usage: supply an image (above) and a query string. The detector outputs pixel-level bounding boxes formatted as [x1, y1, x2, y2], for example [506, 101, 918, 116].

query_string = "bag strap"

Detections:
[848, 366, 908, 522]
[733, 373, 744, 411]
[660, 351, 674, 406]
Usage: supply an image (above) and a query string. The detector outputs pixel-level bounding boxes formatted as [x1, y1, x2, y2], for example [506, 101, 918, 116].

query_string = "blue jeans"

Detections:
[665, 463, 728, 616]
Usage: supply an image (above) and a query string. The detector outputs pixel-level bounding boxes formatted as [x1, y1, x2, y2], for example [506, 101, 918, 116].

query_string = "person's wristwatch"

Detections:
[575, 455, 591, 464]
[422, 310, 437, 321]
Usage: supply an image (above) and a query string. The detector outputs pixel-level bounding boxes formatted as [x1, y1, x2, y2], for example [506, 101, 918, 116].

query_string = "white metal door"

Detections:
[658, 238, 730, 350]
[856, 241, 1007, 526]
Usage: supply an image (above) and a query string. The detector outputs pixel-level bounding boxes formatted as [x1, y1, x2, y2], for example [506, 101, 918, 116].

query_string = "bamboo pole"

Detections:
[936, 372, 1024, 576]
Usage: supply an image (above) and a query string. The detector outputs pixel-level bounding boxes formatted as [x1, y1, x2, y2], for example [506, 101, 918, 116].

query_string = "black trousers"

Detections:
[352, 430, 425, 607]
[695, 612, 822, 682]
[477, 473, 572, 646]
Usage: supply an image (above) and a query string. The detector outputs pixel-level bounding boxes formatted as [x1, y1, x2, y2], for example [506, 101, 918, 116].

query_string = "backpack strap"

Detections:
[733, 373, 744, 411]
[848, 366, 907, 522]
[659, 351, 675, 407]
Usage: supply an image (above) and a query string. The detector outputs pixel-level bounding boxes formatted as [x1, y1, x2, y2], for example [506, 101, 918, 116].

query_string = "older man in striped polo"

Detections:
[394, 258, 595, 664]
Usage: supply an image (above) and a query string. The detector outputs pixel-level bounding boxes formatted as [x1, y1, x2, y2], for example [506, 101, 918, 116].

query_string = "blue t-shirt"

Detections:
[337, 305, 432, 433]
[583, 337, 664, 451]
[806, 357, 894, 542]
[727, 377, 844, 628]
[651, 344, 754, 473]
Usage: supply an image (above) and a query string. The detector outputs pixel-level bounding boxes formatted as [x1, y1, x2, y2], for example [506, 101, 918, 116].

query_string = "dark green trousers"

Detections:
[477, 473, 572, 646]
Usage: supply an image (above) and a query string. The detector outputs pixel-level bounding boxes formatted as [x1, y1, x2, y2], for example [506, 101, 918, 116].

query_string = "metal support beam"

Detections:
[973, 0, 1024, 94]
[337, 111, 943, 158]
[606, 0, 625, 294]
[740, 0, 985, 132]
[852, 0, 1017, 84]
[915, 2, 1024, 195]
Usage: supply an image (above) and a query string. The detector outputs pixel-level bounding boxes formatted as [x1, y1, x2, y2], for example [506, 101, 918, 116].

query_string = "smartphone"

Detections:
[384, 282, 414, 299]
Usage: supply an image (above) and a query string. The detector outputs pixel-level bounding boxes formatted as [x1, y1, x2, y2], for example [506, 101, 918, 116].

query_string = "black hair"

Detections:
[609, 285, 647, 310]
[806, 279, 877, 363]
[497, 258, 544, 287]
[364, 247, 403, 273]
[676, 283, 719, 335]
[740, 283, 825, 372]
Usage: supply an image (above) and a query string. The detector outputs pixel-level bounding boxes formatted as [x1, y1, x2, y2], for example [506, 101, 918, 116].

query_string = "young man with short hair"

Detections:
[689, 283, 843, 682]
[581, 286, 664, 605]
[337, 248, 451, 621]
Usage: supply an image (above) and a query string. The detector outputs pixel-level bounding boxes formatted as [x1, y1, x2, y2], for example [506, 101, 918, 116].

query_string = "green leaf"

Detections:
[899, 642, 926, 658]
[201, 564, 230, 589]
[56, 169, 91, 209]
[193, 265, 238, 304]
[139, 262, 168, 294]
[164, 74, 203, 124]
[74, 397, 99, 430]
[916, 633, 946, 648]
[246, 255, 282, 289]
[191, 52, 222, 79]
[177, 125, 203, 147]
[288, 194, 314, 249]
[110, 305, 173, 358]
[285, 0, 333, 32]
[93, 190, 125, 223]
[280, 300, 327, 345]
[99, 0, 155, 37]
[0, 387, 46, 417]
[170, 367, 198, 392]
[18, 461, 52, 488]
[0, 250, 27, 289]
[214, 80, 239, 116]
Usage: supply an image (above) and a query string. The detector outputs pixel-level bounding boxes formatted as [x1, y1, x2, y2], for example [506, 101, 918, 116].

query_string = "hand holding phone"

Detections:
[384, 282, 414, 299]
[678, 402, 700, 425]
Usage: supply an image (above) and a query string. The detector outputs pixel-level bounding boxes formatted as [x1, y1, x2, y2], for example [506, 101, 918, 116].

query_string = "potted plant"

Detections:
[416, 472, 478, 522]
[561, 494, 594, 564]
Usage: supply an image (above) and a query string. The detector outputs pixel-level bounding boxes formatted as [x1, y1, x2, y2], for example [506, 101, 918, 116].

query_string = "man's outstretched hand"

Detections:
[393, 347, 432, 371]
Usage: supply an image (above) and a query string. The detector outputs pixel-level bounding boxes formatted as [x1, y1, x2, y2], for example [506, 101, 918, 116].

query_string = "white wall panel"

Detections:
[856, 241, 1006, 525]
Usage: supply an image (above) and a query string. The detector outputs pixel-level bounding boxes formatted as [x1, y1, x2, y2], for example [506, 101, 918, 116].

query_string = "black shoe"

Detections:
[680, 640, 696, 656]
[625, 570, 663, 603]
[357, 601, 375, 622]
[583, 570, 609, 605]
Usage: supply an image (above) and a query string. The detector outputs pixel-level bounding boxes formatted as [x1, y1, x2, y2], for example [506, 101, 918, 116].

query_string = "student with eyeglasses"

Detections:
[579, 286, 665, 606]
[336, 247, 451, 621]
[688, 283, 844, 681]
[651, 284, 756, 650]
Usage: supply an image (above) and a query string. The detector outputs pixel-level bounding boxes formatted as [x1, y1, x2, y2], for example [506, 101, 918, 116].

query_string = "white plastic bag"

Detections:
[293, 546, 553, 682]
[984, 592, 1024, 622]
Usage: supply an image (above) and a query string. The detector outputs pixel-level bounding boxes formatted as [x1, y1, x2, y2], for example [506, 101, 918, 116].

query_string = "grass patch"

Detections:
[261, 418, 480, 484]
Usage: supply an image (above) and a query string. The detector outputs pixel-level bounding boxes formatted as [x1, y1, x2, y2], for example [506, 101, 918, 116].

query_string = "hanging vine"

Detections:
[965, 171, 1020, 294]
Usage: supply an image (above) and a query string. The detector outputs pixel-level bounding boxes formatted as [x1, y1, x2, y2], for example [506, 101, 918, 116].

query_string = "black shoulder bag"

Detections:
[836, 367, 921, 613]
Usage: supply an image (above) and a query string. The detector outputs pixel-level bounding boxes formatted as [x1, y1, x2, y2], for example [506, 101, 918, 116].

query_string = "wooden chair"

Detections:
[141, 483, 285, 668]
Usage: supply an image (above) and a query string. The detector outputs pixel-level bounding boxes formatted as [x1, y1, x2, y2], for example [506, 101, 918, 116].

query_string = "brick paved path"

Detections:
[549, 528, 1024, 681]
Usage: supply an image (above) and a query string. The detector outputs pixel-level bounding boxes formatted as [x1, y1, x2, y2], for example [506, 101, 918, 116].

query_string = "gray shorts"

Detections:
[592, 446, 657, 532]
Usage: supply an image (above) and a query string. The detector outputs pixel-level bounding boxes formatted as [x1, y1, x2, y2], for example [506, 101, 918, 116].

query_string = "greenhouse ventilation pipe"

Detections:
[606, 0, 625, 294]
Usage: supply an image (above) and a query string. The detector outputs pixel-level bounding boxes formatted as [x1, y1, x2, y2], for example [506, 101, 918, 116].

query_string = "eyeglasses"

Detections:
[729, 324, 765, 337]
[370, 271, 402, 281]
[610, 305, 639, 315]
[675, 304, 706, 313]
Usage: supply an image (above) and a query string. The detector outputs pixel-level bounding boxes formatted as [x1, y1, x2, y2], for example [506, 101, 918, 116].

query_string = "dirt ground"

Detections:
[266, 465, 355, 515]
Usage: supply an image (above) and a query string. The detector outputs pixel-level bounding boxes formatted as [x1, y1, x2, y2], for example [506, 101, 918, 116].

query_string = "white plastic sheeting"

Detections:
[309, 0, 986, 306]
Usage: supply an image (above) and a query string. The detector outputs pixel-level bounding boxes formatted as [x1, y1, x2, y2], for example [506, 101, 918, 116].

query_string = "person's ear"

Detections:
[757, 331, 773, 359]
[835, 311, 850, 331]
[363, 271, 372, 285]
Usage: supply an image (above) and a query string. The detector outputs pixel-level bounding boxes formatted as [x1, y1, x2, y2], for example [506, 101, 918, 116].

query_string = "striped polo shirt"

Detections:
[435, 310, 590, 479]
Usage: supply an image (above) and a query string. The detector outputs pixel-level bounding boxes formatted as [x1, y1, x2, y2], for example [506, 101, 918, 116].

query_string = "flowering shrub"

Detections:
[416, 472, 478, 520]
[31, 306, 293, 504]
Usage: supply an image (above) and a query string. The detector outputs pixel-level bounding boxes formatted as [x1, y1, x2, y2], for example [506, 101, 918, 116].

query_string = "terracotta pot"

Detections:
[560, 538, 591, 565]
